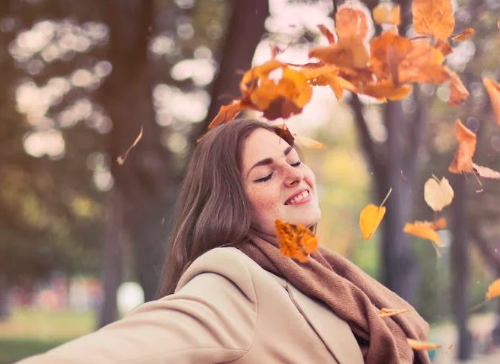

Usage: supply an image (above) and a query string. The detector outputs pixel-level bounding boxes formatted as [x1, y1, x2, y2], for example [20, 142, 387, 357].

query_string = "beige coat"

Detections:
[17, 247, 364, 364]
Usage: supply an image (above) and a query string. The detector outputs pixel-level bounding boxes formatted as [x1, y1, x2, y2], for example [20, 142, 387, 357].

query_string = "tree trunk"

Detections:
[450, 174, 472, 360]
[97, 192, 124, 328]
[380, 101, 419, 303]
[201, 0, 269, 128]
[101, 0, 178, 302]
[0, 275, 11, 322]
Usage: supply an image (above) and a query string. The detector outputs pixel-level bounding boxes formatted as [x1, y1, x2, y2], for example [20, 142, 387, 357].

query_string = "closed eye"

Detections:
[291, 161, 301, 167]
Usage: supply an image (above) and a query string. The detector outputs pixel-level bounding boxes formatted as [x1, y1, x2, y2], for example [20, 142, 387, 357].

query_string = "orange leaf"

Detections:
[310, 37, 370, 69]
[404, 221, 441, 245]
[208, 100, 243, 129]
[317, 24, 336, 44]
[398, 42, 447, 84]
[447, 68, 470, 106]
[407, 338, 442, 351]
[453, 28, 474, 41]
[372, 3, 401, 25]
[434, 39, 453, 56]
[293, 134, 325, 149]
[357, 81, 412, 101]
[486, 278, 500, 300]
[379, 308, 410, 318]
[483, 77, 500, 126]
[412, 0, 455, 39]
[360, 205, 386, 240]
[473, 164, 500, 179]
[275, 219, 318, 262]
[431, 218, 447, 230]
[448, 119, 476, 174]
[335, 3, 371, 42]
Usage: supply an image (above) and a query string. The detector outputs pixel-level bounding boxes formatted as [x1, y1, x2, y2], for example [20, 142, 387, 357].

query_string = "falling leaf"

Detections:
[372, 3, 401, 25]
[431, 218, 447, 230]
[452, 28, 474, 41]
[309, 37, 370, 69]
[447, 68, 470, 106]
[335, 3, 371, 42]
[407, 338, 442, 351]
[293, 134, 325, 149]
[275, 123, 295, 145]
[317, 24, 336, 44]
[424, 176, 454, 212]
[483, 77, 500, 126]
[448, 119, 476, 174]
[434, 39, 453, 56]
[208, 100, 243, 129]
[275, 219, 318, 262]
[486, 278, 500, 300]
[379, 308, 410, 318]
[412, 0, 455, 39]
[404, 221, 441, 245]
[357, 81, 412, 101]
[360, 188, 392, 240]
[473, 164, 500, 179]
[117, 126, 143, 165]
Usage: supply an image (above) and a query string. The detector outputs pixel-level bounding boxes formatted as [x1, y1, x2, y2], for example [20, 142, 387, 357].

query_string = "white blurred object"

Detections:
[117, 282, 145, 315]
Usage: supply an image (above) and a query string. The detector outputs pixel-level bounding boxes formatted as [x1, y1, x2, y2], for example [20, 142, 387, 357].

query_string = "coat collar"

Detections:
[269, 273, 364, 364]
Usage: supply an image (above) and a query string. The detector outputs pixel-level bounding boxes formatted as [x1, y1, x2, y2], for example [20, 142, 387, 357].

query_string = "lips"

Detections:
[285, 188, 310, 205]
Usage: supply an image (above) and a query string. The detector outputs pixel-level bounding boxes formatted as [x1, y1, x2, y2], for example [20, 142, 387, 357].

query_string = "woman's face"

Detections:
[241, 128, 321, 236]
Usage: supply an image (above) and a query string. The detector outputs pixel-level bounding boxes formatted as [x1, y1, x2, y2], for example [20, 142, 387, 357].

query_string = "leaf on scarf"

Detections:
[424, 176, 454, 212]
[275, 220, 318, 262]
[486, 278, 500, 300]
[448, 119, 477, 174]
[407, 338, 442, 351]
[483, 77, 500, 126]
[372, 3, 400, 25]
[208, 100, 243, 129]
[378, 308, 410, 318]
[404, 221, 442, 245]
[452, 28, 474, 41]
[359, 188, 392, 240]
[412, 0, 455, 40]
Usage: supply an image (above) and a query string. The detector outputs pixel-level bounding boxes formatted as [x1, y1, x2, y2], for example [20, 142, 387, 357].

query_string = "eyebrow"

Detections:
[246, 146, 293, 177]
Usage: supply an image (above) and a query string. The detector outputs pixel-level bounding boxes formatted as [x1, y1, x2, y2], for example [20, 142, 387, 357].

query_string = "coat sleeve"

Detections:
[16, 249, 258, 364]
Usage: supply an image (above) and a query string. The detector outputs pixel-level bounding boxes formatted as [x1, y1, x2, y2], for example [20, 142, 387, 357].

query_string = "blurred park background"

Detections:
[1, 0, 500, 362]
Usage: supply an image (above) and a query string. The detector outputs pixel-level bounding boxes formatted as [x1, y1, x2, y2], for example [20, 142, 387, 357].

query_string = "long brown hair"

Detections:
[157, 119, 283, 297]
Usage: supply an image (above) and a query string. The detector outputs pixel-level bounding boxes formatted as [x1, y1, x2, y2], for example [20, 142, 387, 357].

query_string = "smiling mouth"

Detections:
[285, 189, 311, 205]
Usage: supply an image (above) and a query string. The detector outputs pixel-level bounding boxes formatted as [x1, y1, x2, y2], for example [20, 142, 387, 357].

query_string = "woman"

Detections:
[18, 119, 430, 364]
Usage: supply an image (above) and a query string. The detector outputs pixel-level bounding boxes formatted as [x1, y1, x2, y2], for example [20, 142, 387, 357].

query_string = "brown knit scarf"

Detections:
[236, 233, 430, 364]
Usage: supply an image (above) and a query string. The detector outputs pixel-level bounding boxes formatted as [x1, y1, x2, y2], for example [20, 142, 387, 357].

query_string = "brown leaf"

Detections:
[407, 338, 442, 351]
[317, 24, 336, 44]
[275, 123, 295, 145]
[335, 3, 371, 42]
[372, 3, 401, 25]
[412, 0, 455, 39]
[487, 278, 500, 300]
[275, 219, 318, 262]
[483, 77, 500, 126]
[208, 100, 243, 129]
[434, 39, 453, 56]
[448, 119, 476, 174]
[357, 81, 412, 101]
[310, 37, 370, 69]
[404, 221, 441, 245]
[379, 308, 410, 318]
[447, 68, 470, 106]
[453, 28, 474, 41]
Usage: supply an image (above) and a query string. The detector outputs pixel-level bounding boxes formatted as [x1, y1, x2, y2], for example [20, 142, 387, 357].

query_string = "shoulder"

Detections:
[175, 247, 262, 302]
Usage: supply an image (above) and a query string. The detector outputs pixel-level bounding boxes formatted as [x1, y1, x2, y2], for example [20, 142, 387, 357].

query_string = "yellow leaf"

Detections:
[379, 308, 410, 318]
[424, 176, 454, 212]
[360, 205, 386, 240]
[275, 220, 318, 262]
[487, 278, 500, 300]
[407, 338, 442, 351]
[404, 221, 441, 245]
[412, 0, 455, 39]
[483, 77, 500, 127]
[372, 3, 400, 25]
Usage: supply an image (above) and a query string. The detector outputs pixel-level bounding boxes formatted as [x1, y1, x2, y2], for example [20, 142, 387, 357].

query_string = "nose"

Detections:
[283, 164, 303, 187]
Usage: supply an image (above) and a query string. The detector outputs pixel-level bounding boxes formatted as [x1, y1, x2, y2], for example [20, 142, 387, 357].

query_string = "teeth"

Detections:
[288, 190, 309, 204]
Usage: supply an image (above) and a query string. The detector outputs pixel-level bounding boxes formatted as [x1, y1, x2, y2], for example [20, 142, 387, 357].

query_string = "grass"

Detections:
[0, 308, 94, 363]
